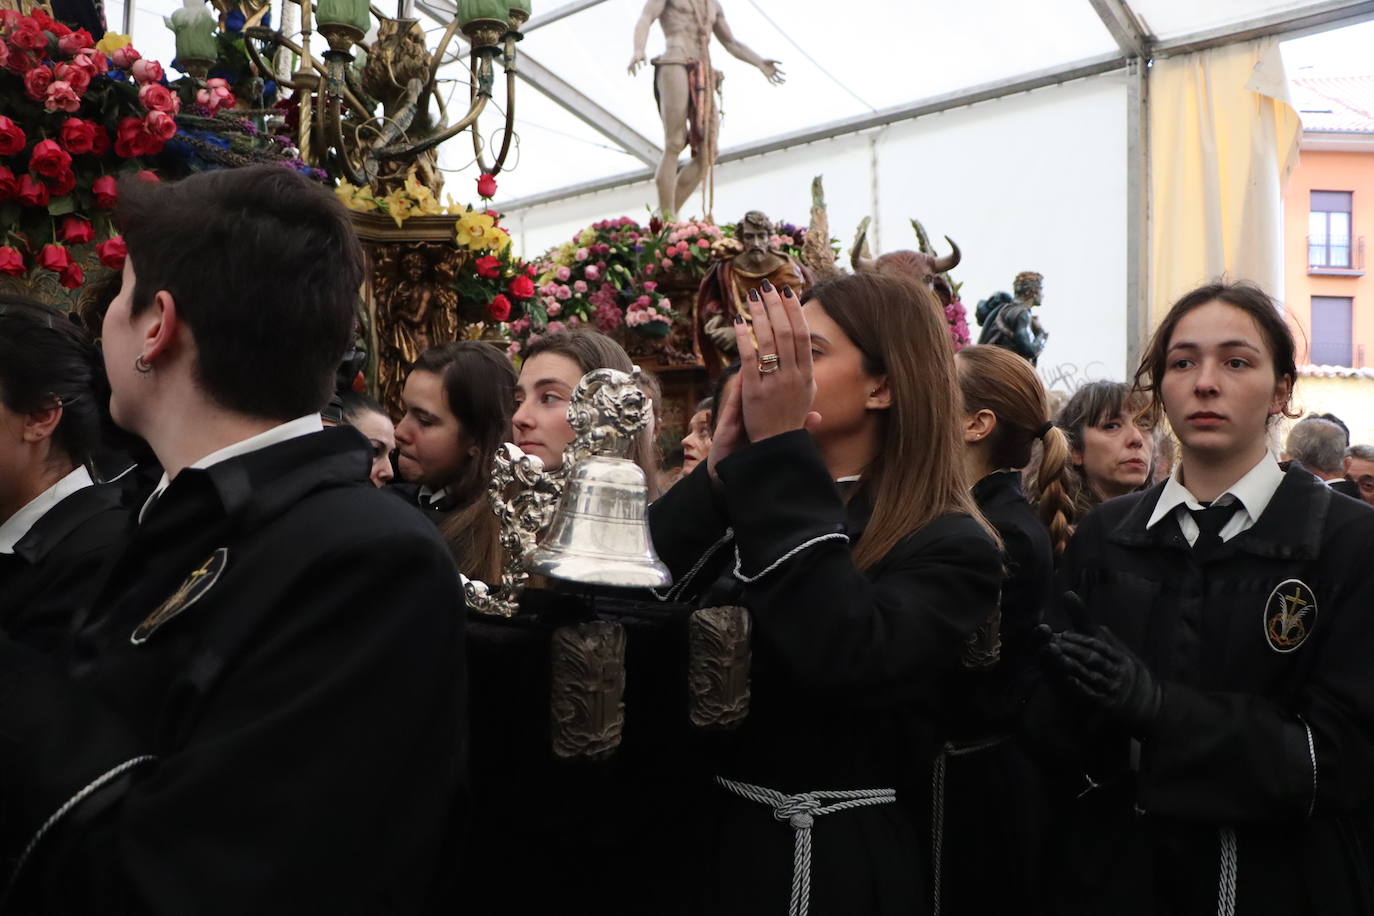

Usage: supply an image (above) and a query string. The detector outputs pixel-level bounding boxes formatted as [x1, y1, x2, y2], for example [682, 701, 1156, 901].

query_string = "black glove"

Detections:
[1042, 592, 1161, 735]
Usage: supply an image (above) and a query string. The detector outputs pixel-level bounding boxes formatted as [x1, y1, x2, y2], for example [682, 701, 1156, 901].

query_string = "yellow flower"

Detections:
[403, 169, 442, 215]
[553, 241, 576, 266]
[335, 181, 380, 214]
[577, 227, 597, 247]
[490, 227, 512, 253]
[383, 188, 416, 227]
[96, 32, 132, 55]
[455, 209, 498, 250]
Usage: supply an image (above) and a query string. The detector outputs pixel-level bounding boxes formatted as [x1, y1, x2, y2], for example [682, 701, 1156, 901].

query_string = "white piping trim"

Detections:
[5, 755, 156, 899]
[733, 533, 849, 584]
[652, 528, 734, 602]
[1301, 717, 1318, 818]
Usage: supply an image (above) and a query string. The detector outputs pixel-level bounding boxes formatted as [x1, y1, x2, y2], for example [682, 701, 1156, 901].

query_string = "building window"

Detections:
[1309, 191, 1352, 268]
[1310, 296, 1353, 366]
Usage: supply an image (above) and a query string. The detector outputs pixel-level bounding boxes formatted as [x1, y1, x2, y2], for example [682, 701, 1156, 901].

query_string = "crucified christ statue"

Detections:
[629, 0, 784, 220]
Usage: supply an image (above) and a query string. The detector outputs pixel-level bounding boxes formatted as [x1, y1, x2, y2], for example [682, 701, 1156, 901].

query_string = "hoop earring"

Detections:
[134, 355, 153, 374]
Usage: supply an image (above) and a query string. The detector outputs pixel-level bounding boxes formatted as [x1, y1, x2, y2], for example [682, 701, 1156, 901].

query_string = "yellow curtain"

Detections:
[1149, 39, 1302, 325]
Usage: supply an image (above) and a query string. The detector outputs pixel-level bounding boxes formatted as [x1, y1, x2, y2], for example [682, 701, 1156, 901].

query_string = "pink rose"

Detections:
[575, 247, 588, 261]
[697, 238, 709, 248]
[143, 110, 177, 142]
[58, 28, 94, 55]
[92, 174, 118, 208]
[138, 82, 180, 114]
[661, 258, 673, 269]
[554, 285, 572, 301]
[24, 65, 52, 101]
[131, 58, 163, 84]
[573, 280, 587, 293]
[54, 62, 90, 92]
[584, 265, 600, 281]
[73, 47, 107, 75]
[547, 321, 566, 334]
[642, 281, 658, 292]
[97, 236, 128, 270]
[555, 266, 571, 281]
[546, 302, 562, 317]
[44, 80, 81, 113]
[0, 246, 25, 276]
[112, 45, 141, 69]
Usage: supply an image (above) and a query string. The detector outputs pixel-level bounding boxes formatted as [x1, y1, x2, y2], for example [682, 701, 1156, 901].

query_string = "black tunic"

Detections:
[932, 470, 1054, 915]
[0, 481, 129, 655]
[649, 430, 1001, 916]
[1037, 465, 1374, 915]
[0, 427, 467, 915]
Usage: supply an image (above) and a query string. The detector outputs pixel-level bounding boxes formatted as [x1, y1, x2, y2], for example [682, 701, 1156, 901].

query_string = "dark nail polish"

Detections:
[748, 288, 760, 302]
[783, 285, 795, 298]
[760, 279, 773, 292]
[734, 314, 744, 324]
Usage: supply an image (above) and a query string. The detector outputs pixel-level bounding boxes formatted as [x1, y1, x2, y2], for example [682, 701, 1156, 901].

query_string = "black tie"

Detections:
[1188, 500, 1240, 559]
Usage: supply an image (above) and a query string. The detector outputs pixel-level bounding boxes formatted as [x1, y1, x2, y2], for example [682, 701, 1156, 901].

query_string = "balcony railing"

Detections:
[1308, 235, 1365, 271]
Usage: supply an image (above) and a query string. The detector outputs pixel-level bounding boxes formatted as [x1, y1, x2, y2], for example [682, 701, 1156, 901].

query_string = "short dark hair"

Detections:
[1134, 282, 1298, 421]
[0, 296, 108, 468]
[117, 165, 363, 422]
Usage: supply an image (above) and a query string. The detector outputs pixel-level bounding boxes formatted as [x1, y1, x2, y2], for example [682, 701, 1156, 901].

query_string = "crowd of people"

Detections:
[1, 164, 1373, 915]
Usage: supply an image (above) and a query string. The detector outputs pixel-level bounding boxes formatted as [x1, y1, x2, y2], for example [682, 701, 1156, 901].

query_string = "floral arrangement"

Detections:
[0, 10, 314, 290]
[335, 166, 467, 227]
[645, 218, 724, 278]
[505, 217, 680, 354]
[945, 298, 971, 351]
[0, 13, 169, 286]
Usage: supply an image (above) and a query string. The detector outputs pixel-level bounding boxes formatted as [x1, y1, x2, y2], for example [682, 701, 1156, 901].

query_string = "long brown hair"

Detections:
[520, 328, 660, 498]
[411, 341, 516, 581]
[802, 272, 991, 571]
[956, 345, 1075, 556]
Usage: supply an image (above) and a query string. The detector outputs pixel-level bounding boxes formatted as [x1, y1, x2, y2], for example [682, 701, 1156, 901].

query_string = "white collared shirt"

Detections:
[139, 414, 323, 523]
[418, 485, 450, 507]
[1146, 451, 1286, 546]
[0, 465, 95, 554]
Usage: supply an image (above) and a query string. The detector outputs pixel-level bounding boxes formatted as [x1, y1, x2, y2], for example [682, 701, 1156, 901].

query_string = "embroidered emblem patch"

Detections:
[131, 548, 228, 645]
[1264, 578, 1316, 653]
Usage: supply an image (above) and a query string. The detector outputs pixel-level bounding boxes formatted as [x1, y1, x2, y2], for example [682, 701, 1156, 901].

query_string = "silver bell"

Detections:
[527, 454, 671, 588]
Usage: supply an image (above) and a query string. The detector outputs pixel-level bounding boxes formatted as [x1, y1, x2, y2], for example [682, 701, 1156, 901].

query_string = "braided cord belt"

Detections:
[715, 776, 897, 916]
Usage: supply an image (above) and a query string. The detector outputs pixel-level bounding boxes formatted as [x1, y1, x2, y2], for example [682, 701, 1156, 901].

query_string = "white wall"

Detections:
[508, 71, 1131, 386]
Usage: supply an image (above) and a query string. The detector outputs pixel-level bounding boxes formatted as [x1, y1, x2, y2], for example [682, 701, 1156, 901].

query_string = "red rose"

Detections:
[135, 170, 159, 182]
[12, 22, 49, 53]
[0, 39, 8, 70]
[89, 124, 110, 155]
[57, 28, 94, 55]
[114, 116, 144, 157]
[37, 243, 71, 273]
[0, 117, 23, 156]
[0, 166, 14, 199]
[44, 80, 82, 113]
[476, 173, 497, 199]
[509, 274, 535, 299]
[487, 293, 512, 322]
[131, 58, 163, 84]
[72, 47, 107, 75]
[474, 254, 502, 278]
[144, 110, 177, 142]
[97, 236, 127, 270]
[23, 65, 52, 101]
[0, 246, 25, 276]
[92, 174, 118, 207]
[60, 215, 93, 244]
[45, 169, 75, 196]
[28, 140, 72, 179]
[59, 117, 98, 154]
[138, 82, 180, 114]
[16, 173, 50, 207]
[31, 9, 70, 38]
[59, 262, 83, 289]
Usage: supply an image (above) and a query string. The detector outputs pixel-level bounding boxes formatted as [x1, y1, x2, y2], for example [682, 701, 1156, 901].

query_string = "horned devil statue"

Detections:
[850, 217, 961, 306]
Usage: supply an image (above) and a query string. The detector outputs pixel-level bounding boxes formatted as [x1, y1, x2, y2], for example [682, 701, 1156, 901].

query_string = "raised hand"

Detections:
[732, 281, 820, 443]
